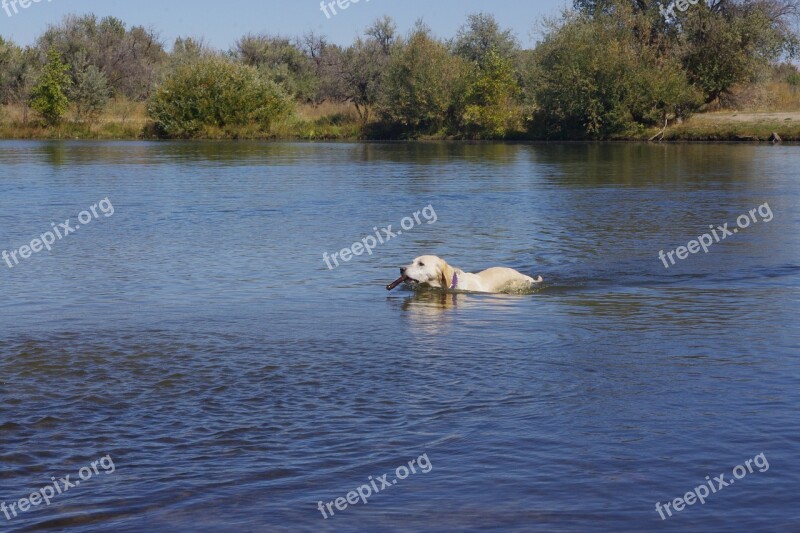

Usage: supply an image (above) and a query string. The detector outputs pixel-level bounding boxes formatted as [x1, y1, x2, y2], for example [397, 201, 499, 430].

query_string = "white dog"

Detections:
[387, 255, 543, 294]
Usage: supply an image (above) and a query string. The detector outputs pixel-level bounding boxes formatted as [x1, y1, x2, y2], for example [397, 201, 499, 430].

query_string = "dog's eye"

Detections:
[418, 262, 424, 267]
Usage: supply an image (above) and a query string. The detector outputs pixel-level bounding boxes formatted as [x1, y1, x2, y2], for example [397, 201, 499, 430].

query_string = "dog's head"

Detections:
[401, 256, 456, 289]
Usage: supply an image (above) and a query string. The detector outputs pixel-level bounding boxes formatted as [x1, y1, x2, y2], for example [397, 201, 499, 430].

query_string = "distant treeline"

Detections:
[1, 0, 799, 139]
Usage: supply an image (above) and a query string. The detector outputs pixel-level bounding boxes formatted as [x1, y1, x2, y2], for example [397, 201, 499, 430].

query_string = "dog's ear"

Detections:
[438, 259, 455, 289]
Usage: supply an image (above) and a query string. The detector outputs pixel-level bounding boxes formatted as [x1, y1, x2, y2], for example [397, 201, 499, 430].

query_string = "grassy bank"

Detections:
[0, 99, 150, 139]
[0, 101, 364, 141]
[3, 101, 800, 143]
[654, 112, 800, 142]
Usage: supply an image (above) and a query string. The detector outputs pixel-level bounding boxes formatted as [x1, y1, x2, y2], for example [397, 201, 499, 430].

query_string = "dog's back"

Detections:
[476, 267, 542, 293]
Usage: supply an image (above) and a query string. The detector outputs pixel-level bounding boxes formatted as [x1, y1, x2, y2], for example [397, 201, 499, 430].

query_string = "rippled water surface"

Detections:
[1, 141, 798, 531]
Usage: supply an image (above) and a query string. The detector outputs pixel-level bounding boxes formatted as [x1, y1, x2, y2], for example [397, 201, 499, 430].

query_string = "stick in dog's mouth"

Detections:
[386, 275, 409, 291]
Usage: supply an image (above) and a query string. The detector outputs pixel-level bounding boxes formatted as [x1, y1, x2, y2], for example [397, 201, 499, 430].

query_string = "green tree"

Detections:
[572, 0, 653, 16]
[70, 52, 110, 123]
[30, 48, 72, 126]
[381, 24, 467, 136]
[1, 43, 39, 123]
[170, 37, 214, 65]
[37, 15, 165, 100]
[679, 1, 798, 104]
[148, 57, 294, 137]
[451, 13, 519, 65]
[460, 49, 522, 138]
[324, 18, 397, 123]
[365, 15, 397, 54]
[571, 0, 800, 104]
[530, 5, 700, 138]
[235, 34, 317, 102]
[0, 37, 15, 100]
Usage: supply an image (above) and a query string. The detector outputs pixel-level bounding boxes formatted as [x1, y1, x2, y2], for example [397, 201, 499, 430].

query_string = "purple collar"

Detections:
[450, 272, 459, 289]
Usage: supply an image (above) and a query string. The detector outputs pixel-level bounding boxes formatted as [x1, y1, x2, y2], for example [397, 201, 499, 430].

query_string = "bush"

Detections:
[29, 48, 71, 126]
[679, 2, 797, 105]
[36, 15, 165, 101]
[70, 52, 110, 123]
[380, 25, 467, 137]
[529, 7, 700, 138]
[148, 57, 294, 138]
[460, 49, 523, 138]
[235, 34, 318, 102]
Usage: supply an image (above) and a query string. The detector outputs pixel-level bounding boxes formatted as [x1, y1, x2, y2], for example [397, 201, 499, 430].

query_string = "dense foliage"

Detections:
[29, 48, 71, 125]
[531, 5, 702, 137]
[0, 4, 798, 138]
[148, 58, 293, 137]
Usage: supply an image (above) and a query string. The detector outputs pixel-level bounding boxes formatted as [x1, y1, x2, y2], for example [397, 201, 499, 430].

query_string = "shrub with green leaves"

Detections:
[29, 48, 71, 126]
[235, 34, 318, 102]
[461, 49, 522, 138]
[530, 6, 700, 138]
[148, 57, 294, 137]
[381, 25, 467, 137]
[71, 52, 110, 123]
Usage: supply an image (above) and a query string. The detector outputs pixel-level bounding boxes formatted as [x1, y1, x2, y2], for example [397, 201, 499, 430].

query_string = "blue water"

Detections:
[1, 141, 798, 531]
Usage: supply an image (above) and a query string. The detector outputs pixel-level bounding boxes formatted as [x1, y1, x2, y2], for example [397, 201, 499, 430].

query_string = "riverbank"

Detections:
[0, 101, 362, 141]
[654, 111, 800, 142]
[2, 102, 800, 142]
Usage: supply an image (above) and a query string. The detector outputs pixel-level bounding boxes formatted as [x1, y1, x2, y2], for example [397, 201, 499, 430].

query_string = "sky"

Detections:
[0, 0, 569, 50]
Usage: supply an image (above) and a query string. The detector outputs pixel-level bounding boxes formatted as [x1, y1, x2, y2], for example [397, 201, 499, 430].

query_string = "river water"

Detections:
[1, 141, 798, 531]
